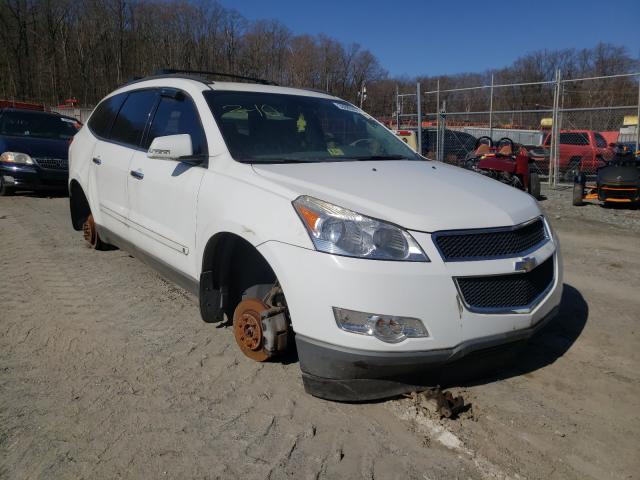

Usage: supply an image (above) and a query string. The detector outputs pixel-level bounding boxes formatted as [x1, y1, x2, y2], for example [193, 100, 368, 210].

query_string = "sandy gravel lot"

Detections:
[1, 185, 638, 479]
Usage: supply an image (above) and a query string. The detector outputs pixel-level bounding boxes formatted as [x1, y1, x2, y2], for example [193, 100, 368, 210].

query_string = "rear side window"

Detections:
[594, 132, 607, 148]
[145, 95, 207, 155]
[88, 93, 126, 138]
[559, 133, 589, 145]
[110, 90, 158, 147]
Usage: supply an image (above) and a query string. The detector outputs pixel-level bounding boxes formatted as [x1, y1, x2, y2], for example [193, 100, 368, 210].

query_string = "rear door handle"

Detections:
[92, 157, 101, 165]
[130, 169, 144, 180]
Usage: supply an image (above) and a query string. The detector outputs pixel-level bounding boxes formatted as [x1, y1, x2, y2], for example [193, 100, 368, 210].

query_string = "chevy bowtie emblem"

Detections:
[514, 256, 537, 273]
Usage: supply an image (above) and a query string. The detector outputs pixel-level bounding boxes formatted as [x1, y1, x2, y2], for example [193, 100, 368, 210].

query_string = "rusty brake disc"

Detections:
[83, 214, 98, 248]
[233, 298, 271, 362]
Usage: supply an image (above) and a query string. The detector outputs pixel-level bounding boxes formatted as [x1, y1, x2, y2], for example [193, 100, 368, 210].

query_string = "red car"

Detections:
[529, 130, 613, 180]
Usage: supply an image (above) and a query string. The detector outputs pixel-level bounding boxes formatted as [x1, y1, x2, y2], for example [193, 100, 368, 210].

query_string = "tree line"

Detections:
[0, 0, 638, 119]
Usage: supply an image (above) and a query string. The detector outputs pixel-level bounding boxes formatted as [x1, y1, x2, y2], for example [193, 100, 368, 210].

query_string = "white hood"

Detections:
[252, 160, 541, 232]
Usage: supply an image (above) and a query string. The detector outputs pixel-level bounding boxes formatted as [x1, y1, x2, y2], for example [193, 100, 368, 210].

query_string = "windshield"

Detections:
[204, 91, 420, 163]
[0, 111, 80, 140]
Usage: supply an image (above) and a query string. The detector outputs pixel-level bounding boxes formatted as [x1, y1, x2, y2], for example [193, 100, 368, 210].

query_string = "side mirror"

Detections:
[147, 134, 193, 160]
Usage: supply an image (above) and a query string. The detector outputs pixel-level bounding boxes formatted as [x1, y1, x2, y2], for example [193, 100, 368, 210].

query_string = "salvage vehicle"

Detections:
[68, 70, 563, 401]
[528, 130, 613, 180]
[464, 136, 541, 199]
[0, 108, 80, 195]
[573, 145, 640, 206]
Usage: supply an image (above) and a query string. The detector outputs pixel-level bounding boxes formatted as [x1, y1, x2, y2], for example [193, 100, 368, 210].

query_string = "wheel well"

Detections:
[199, 232, 277, 323]
[69, 180, 91, 231]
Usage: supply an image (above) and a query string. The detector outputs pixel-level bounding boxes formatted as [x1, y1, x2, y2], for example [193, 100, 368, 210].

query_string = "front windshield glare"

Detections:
[0, 112, 79, 140]
[204, 91, 420, 163]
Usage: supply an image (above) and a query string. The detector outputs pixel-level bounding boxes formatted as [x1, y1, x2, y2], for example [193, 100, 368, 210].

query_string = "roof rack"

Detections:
[155, 69, 278, 86]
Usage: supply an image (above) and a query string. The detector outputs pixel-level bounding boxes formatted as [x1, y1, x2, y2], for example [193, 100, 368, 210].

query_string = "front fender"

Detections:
[194, 168, 313, 275]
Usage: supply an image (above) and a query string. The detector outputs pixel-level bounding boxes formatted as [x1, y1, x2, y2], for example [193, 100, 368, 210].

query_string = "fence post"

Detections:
[416, 82, 422, 155]
[489, 74, 494, 140]
[395, 84, 400, 130]
[436, 79, 440, 161]
[549, 68, 561, 187]
[554, 69, 563, 187]
[636, 79, 640, 153]
[438, 100, 446, 162]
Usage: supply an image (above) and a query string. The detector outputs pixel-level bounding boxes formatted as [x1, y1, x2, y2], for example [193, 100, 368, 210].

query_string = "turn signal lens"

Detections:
[333, 307, 429, 343]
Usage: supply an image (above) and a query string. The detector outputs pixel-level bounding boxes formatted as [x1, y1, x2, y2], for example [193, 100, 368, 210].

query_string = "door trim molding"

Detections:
[100, 204, 189, 255]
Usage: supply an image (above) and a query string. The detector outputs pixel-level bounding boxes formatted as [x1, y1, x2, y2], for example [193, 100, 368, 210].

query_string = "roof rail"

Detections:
[155, 69, 278, 86]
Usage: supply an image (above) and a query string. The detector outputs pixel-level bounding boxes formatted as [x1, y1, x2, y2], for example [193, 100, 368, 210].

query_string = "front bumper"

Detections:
[296, 306, 559, 401]
[258, 226, 562, 400]
[0, 161, 68, 191]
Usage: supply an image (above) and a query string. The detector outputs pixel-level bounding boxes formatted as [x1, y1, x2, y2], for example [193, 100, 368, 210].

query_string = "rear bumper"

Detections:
[297, 306, 559, 401]
[1, 162, 68, 190]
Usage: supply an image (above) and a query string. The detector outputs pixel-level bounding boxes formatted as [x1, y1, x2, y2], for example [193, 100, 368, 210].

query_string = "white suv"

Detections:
[69, 71, 562, 401]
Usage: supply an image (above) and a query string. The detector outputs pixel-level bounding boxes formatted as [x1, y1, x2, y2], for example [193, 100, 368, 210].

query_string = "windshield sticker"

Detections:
[327, 147, 344, 156]
[297, 113, 307, 132]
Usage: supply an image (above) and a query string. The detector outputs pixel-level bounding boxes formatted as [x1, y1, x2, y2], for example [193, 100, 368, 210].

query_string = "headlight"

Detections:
[293, 195, 429, 261]
[0, 151, 33, 165]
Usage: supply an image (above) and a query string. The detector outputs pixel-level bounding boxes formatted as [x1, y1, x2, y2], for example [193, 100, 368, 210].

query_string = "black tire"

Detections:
[529, 172, 541, 199]
[0, 177, 14, 196]
[572, 182, 584, 206]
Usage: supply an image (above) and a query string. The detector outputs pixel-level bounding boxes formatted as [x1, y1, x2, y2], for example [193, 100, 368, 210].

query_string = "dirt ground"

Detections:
[1, 184, 639, 480]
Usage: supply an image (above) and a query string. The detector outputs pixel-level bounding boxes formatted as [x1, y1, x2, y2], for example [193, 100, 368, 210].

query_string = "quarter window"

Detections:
[110, 90, 158, 147]
[145, 95, 207, 155]
[594, 132, 607, 148]
[88, 93, 126, 138]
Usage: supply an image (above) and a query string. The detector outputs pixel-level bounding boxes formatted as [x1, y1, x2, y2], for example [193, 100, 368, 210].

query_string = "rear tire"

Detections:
[572, 182, 584, 206]
[529, 172, 541, 199]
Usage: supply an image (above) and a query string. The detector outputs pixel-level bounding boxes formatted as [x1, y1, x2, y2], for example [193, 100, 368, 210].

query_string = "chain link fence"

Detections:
[395, 72, 640, 186]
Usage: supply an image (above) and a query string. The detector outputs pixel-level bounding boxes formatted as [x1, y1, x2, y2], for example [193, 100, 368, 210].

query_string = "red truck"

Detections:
[529, 130, 613, 180]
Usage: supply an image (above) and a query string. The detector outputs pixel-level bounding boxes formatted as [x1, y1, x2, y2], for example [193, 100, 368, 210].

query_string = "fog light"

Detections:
[333, 307, 428, 343]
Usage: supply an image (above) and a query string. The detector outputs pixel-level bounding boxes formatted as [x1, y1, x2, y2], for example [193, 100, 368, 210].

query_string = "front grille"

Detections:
[34, 157, 68, 170]
[455, 256, 554, 312]
[434, 218, 547, 261]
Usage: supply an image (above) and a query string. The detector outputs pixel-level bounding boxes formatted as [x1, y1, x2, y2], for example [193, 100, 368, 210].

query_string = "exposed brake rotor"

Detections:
[83, 214, 99, 248]
[233, 298, 271, 362]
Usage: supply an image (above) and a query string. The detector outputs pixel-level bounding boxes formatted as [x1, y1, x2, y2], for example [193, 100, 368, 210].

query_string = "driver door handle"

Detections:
[130, 169, 144, 180]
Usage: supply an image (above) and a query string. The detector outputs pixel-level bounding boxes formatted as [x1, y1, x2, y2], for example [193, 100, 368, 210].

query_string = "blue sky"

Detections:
[218, 0, 640, 77]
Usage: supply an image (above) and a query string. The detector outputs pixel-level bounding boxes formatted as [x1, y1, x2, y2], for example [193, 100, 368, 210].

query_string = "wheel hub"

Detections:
[83, 214, 98, 248]
[233, 298, 270, 362]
